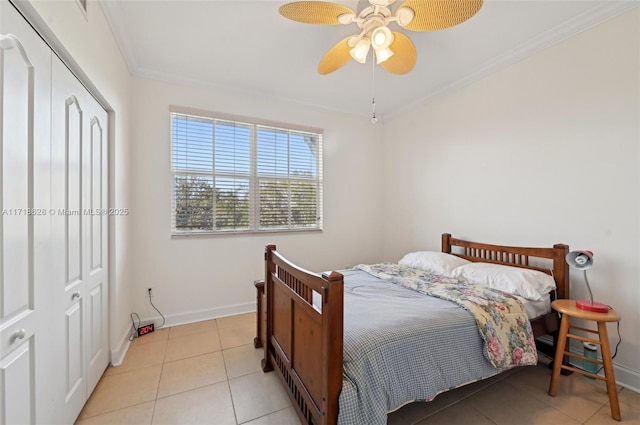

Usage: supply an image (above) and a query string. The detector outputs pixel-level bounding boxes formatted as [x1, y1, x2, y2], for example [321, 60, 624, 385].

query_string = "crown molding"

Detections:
[134, 66, 372, 119]
[97, 0, 638, 122]
[99, 0, 138, 74]
[388, 1, 640, 119]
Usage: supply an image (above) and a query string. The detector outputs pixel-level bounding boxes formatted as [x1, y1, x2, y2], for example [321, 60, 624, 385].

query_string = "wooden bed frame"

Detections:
[258, 233, 569, 425]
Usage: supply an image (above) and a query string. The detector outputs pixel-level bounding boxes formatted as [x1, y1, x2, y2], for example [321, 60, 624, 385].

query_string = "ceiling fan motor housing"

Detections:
[357, 6, 392, 30]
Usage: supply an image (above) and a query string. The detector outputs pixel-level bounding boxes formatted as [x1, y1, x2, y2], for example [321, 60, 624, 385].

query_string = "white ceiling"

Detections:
[101, 0, 637, 119]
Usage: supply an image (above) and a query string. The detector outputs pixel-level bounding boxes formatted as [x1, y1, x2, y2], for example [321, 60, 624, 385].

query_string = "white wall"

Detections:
[129, 77, 384, 324]
[382, 9, 640, 389]
[23, 0, 134, 360]
[18, 0, 638, 390]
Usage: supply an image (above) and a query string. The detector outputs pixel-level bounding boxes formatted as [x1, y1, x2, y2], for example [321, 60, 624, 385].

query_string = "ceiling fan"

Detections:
[279, 0, 484, 75]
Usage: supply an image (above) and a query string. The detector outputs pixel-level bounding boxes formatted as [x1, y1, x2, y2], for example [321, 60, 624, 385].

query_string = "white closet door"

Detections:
[2, 3, 110, 423]
[0, 3, 51, 425]
[51, 54, 110, 423]
[51, 54, 88, 423]
[83, 91, 109, 394]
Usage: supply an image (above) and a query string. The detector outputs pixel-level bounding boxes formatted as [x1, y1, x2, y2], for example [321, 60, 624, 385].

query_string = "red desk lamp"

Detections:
[565, 250, 609, 313]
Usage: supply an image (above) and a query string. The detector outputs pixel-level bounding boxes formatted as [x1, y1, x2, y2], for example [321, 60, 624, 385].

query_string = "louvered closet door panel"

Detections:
[84, 97, 109, 394]
[51, 55, 87, 424]
[0, 2, 52, 424]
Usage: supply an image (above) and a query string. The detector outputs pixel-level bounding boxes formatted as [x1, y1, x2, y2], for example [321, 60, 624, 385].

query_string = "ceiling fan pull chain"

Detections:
[371, 98, 377, 124]
[371, 52, 378, 124]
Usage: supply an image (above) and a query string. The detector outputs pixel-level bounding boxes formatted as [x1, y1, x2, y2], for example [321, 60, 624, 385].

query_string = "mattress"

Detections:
[517, 294, 552, 319]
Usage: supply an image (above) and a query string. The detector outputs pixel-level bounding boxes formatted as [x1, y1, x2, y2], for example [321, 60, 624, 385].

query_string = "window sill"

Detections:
[170, 228, 323, 239]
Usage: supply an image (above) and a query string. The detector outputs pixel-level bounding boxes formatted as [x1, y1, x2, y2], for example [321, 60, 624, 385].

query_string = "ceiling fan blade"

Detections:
[380, 31, 416, 75]
[279, 1, 356, 25]
[317, 37, 353, 75]
[398, 0, 483, 31]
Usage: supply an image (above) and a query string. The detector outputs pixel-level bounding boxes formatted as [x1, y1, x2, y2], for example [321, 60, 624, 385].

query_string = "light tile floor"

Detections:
[76, 312, 640, 425]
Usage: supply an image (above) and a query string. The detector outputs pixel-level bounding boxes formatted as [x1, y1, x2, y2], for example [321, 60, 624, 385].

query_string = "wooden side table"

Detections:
[548, 299, 621, 421]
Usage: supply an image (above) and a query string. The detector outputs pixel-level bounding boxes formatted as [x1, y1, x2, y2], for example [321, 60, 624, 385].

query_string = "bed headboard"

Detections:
[441, 233, 570, 300]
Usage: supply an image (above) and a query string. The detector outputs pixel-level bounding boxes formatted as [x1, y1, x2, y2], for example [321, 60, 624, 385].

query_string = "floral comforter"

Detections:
[354, 263, 537, 368]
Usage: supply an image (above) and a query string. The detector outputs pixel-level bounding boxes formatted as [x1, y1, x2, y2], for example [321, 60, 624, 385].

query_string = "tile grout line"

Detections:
[146, 324, 250, 400]
[504, 378, 608, 424]
[76, 399, 156, 423]
[77, 362, 164, 422]
[78, 315, 257, 424]
[216, 319, 243, 425]
[152, 320, 224, 424]
[239, 406, 297, 425]
[148, 327, 170, 425]
[473, 406, 499, 425]
[407, 370, 524, 425]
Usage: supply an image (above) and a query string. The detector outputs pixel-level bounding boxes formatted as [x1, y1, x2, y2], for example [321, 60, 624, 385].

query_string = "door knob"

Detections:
[72, 291, 81, 300]
[11, 328, 26, 343]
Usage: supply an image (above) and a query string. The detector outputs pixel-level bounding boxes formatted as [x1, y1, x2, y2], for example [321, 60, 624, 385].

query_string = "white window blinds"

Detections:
[171, 110, 323, 234]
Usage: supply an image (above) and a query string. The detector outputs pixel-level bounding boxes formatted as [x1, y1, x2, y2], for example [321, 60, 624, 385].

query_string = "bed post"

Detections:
[262, 244, 275, 373]
[321, 271, 344, 425]
[550, 243, 571, 375]
[442, 233, 452, 253]
[552, 243, 570, 301]
[261, 244, 345, 424]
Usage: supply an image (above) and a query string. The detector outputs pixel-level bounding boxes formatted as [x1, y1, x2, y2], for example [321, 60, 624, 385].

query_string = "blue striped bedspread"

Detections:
[337, 269, 525, 425]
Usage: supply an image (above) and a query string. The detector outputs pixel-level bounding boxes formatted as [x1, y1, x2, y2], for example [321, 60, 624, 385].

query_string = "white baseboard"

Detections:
[567, 357, 640, 393]
[537, 335, 640, 393]
[613, 364, 640, 394]
[113, 309, 640, 393]
[110, 322, 133, 366]
[141, 301, 256, 330]
[111, 302, 255, 366]
[567, 342, 640, 393]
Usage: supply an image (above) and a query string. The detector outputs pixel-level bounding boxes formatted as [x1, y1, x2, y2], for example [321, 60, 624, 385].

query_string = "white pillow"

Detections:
[398, 251, 471, 276]
[451, 263, 556, 301]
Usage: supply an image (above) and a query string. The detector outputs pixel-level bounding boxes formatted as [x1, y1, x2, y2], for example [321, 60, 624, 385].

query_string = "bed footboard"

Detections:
[262, 244, 343, 425]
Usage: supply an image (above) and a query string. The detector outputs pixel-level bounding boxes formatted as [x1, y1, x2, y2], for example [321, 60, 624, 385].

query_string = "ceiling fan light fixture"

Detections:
[337, 12, 356, 25]
[350, 37, 371, 63]
[371, 26, 393, 49]
[395, 7, 415, 27]
[374, 46, 394, 64]
[369, 0, 395, 7]
[347, 35, 361, 48]
[280, 0, 483, 79]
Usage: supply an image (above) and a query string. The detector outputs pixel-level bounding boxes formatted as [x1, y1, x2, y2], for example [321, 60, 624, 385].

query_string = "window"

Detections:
[171, 108, 323, 235]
